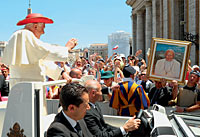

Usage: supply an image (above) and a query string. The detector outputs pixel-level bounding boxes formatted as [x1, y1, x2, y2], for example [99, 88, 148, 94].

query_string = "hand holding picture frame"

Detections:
[147, 38, 192, 85]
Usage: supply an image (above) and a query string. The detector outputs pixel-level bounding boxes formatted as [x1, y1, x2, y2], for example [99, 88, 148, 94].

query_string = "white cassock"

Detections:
[2, 29, 69, 88]
[154, 59, 180, 79]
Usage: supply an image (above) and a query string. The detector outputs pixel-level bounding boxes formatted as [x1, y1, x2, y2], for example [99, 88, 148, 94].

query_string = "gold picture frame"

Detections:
[147, 38, 192, 85]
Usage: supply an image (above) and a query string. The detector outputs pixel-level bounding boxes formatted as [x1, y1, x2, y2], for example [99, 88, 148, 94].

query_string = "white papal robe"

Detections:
[2, 29, 69, 88]
[154, 59, 180, 79]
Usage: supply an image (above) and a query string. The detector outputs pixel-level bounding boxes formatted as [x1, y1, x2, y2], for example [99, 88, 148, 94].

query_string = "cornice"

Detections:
[131, 0, 152, 15]
[126, 0, 136, 7]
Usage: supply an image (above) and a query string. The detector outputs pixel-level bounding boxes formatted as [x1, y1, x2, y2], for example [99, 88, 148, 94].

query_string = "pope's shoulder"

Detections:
[12, 29, 34, 35]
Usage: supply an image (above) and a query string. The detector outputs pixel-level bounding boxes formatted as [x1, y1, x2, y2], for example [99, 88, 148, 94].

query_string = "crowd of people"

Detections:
[0, 13, 200, 136]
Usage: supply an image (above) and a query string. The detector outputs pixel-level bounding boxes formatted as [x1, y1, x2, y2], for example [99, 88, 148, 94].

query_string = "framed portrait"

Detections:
[147, 38, 192, 85]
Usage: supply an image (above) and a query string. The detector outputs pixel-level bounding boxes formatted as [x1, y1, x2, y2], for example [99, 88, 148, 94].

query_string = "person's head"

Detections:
[101, 71, 114, 87]
[187, 70, 200, 86]
[165, 49, 175, 61]
[85, 80, 102, 104]
[88, 68, 96, 77]
[98, 59, 105, 69]
[123, 65, 136, 79]
[140, 69, 148, 81]
[155, 81, 162, 89]
[120, 54, 126, 63]
[60, 83, 90, 121]
[17, 13, 53, 39]
[114, 57, 122, 67]
[192, 65, 200, 72]
[1, 67, 9, 78]
[75, 58, 83, 67]
[25, 23, 45, 39]
[69, 68, 82, 79]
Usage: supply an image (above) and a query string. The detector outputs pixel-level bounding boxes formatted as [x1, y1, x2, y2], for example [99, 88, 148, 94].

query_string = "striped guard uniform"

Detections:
[109, 81, 150, 116]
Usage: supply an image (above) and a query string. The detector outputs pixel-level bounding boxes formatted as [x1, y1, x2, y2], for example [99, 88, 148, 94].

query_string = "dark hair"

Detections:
[59, 83, 88, 110]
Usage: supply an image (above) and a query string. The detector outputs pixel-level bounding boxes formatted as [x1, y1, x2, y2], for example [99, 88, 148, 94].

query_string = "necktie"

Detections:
[74, 122, 82, 137]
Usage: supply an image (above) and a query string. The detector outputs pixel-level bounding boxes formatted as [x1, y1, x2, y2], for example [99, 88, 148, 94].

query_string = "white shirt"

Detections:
[62, 110, 78, 131]
[123, 77, 135, 83]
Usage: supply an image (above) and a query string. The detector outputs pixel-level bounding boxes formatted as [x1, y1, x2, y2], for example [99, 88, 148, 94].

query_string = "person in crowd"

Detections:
[2, 13, 77, 88]
[84, 80, 141, 137]
[47, 83, 93, 137]
[0, 73, 9, 97]
[110, 65, 150, 116]
[69, 68, 83, 79]
[1, 66, 10, 80]
[113, 57, 124, 83]
[173, 70, 200, 112]
[185, 59, 192, 81]
[128, 55, 136, 67]
[88, 53, 98, 68]
[100, 71, 119, 101]
[119, 54, 126, 65]
[88, 68, 100, 82]
[192, 65, 200, 72]
[154, 49, 180, 79]
[136, 69, 152, 94]
[97, 58, 106, 75]
[132, 65, 140, 83]
[148, 79, 175, 106]
[73, 58, 84, 71]
[56, 61, 71, 75]
[0, 66, 10, 96]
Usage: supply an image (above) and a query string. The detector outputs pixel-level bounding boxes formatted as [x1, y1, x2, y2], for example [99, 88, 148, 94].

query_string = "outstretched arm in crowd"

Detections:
[171, 80, 179, 100]
[114, 67, 124, 83]
[107, 52, 117, 63]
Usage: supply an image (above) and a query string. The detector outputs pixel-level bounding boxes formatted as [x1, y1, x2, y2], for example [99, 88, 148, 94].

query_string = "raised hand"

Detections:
[65, 38, 78, 51]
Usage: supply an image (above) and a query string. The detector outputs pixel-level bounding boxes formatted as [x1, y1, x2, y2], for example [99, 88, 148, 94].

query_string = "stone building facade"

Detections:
[0, 41, 7, 57]
[126, 0, 200, 65]
[89, 43, 108, 59]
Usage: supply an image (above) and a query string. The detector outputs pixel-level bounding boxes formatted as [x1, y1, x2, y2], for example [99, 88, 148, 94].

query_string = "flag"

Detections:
[112, 45, 119, 50]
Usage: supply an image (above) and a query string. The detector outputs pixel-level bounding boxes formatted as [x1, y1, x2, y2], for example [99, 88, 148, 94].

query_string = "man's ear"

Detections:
[68, 104, 75, 112]
[89, 90, 95, 96]
[34, 23, 38, 29]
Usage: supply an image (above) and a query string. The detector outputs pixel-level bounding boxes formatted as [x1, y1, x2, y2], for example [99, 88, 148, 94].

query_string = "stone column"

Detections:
[136, 10, 144, 58]
[163, 0, 169, 38]
[145, 2, 152, 61]
[131, 13, 137, 55]
[152, 0, 161, 37]
[199, 0, 200, 65]
[189, 0, 197, 65]
[170, 0, 179, 40]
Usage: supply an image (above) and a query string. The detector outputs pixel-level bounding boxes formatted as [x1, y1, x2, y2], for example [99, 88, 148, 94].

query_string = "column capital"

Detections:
[136, 10, 144, 15]
[145, 1, 152, 7]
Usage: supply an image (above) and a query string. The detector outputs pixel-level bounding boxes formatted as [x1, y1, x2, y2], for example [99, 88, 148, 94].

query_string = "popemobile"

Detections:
[0, 79, 200, 137]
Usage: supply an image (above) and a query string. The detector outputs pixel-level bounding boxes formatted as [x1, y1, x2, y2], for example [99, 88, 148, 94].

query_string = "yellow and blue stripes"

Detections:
[109, 81, 150, 116]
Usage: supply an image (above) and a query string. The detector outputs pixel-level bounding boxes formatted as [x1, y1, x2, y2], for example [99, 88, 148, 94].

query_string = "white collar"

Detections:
[89, 102, 96, 108]
[62, 110, 77, 128]
[123, 77, 134, 82]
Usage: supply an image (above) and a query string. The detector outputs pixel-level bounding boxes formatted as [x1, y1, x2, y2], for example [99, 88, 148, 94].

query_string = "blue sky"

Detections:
[0, 0, 132, 49]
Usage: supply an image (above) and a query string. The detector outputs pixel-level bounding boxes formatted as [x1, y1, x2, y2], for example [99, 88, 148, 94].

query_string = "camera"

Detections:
[86, 64, 90, 68]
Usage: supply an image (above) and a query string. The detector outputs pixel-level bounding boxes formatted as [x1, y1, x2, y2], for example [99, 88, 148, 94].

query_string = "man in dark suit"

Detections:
[84, 80, 141, 137]
[47, 83, 93, 137]
[0, 74, 9, 97]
